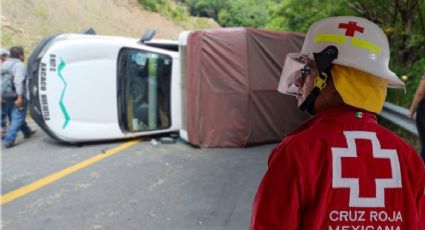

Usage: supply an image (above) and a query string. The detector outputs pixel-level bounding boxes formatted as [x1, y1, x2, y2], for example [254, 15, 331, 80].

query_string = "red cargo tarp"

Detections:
[184, 28, 309, 147]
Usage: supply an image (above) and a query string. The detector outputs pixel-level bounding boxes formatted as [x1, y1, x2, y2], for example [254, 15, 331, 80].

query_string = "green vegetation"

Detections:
[137, 0, 220, 29]
[179, 0, 271, 27]
[137, 0, 190, 27]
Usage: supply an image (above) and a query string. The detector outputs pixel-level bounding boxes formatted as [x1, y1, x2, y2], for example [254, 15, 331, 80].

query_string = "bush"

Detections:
[138, 0, 190, 24]
[138, 0, 160, 11]
[170, 7, 188, 22]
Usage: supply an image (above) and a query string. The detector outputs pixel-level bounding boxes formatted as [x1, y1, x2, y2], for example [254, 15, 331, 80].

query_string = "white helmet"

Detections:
[278, 16, 404, 94]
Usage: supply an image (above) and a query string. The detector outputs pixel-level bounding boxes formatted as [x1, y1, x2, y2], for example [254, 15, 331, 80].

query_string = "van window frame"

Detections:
[117, 47, 172, 133]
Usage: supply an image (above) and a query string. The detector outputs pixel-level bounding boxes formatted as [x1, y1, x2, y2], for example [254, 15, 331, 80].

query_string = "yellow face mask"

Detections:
[331, 64, 388, 114]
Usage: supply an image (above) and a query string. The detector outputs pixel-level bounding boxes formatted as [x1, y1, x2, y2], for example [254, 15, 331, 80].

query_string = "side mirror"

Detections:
[140, 29, 156, 43]
[80, 28, 96, 35]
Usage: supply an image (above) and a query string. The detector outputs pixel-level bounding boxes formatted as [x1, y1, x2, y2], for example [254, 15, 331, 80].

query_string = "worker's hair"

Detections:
[9, 46, 24, 59]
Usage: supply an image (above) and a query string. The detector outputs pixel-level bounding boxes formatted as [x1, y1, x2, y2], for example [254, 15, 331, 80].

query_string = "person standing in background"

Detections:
[409, 73, 425, 162]
[2, 46, 35, 148]
[1, 48, 11, 137]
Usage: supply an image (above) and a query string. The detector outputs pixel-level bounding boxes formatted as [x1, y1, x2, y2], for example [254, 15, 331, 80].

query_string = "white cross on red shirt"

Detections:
[331, 131, 402, 207]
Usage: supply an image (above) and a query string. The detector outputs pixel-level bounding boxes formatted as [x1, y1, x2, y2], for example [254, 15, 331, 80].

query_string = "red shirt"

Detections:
[250, 106, 425, 230]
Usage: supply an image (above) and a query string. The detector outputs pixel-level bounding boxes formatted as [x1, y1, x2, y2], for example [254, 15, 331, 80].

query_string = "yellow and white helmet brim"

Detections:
[299, 16, 404, 89]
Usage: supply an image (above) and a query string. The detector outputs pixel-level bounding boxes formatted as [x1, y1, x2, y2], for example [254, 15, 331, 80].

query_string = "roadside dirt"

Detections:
[0, 0, 219, 53]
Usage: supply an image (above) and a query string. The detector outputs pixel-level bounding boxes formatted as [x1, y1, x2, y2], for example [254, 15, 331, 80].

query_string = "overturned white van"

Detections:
[28, 29, 182, 143]
[28, 28, 308, 146]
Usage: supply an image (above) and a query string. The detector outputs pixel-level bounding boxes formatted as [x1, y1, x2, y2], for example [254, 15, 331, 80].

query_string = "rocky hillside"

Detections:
[1, 0, 219, 54]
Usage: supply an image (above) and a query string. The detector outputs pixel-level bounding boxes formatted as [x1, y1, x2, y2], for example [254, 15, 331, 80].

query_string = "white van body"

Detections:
[28, 33, 182, 143]
[176, 31, 191, 142]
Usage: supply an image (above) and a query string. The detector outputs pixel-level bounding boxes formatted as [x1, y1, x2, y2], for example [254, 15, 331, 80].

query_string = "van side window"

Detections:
[118, 49, 172, 132]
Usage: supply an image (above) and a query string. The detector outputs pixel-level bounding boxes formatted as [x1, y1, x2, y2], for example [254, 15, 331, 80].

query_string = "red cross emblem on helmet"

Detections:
[338, 21, 364, 37]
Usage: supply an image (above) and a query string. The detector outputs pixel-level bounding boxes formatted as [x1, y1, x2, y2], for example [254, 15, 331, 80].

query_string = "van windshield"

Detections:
[118, 48, 172, 132]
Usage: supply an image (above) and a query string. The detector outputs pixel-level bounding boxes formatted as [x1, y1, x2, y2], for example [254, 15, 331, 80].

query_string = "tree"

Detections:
[180, 0, 229, 18]
[218, 0, 271, 27]
[180, 0, 278, 28]
[266, 0, 353, 32]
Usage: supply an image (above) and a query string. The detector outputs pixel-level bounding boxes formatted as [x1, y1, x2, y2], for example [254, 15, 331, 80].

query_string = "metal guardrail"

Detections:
[380, 102, 418, 136]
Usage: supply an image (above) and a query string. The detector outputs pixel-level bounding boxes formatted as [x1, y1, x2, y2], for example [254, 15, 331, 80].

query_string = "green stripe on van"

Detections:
[57, 58, 70, 129]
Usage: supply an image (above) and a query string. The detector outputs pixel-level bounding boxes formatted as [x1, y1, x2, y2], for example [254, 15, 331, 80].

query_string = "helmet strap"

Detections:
[299, 46, 338, 115]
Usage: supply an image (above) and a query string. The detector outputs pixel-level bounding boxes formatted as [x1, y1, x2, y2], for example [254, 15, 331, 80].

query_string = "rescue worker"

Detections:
[408, 73, 425, 162]
[250, 16, 425, 229]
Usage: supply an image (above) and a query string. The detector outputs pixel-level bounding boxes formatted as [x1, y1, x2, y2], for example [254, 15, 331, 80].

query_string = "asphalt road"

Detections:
[1, 124, 274, 230]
